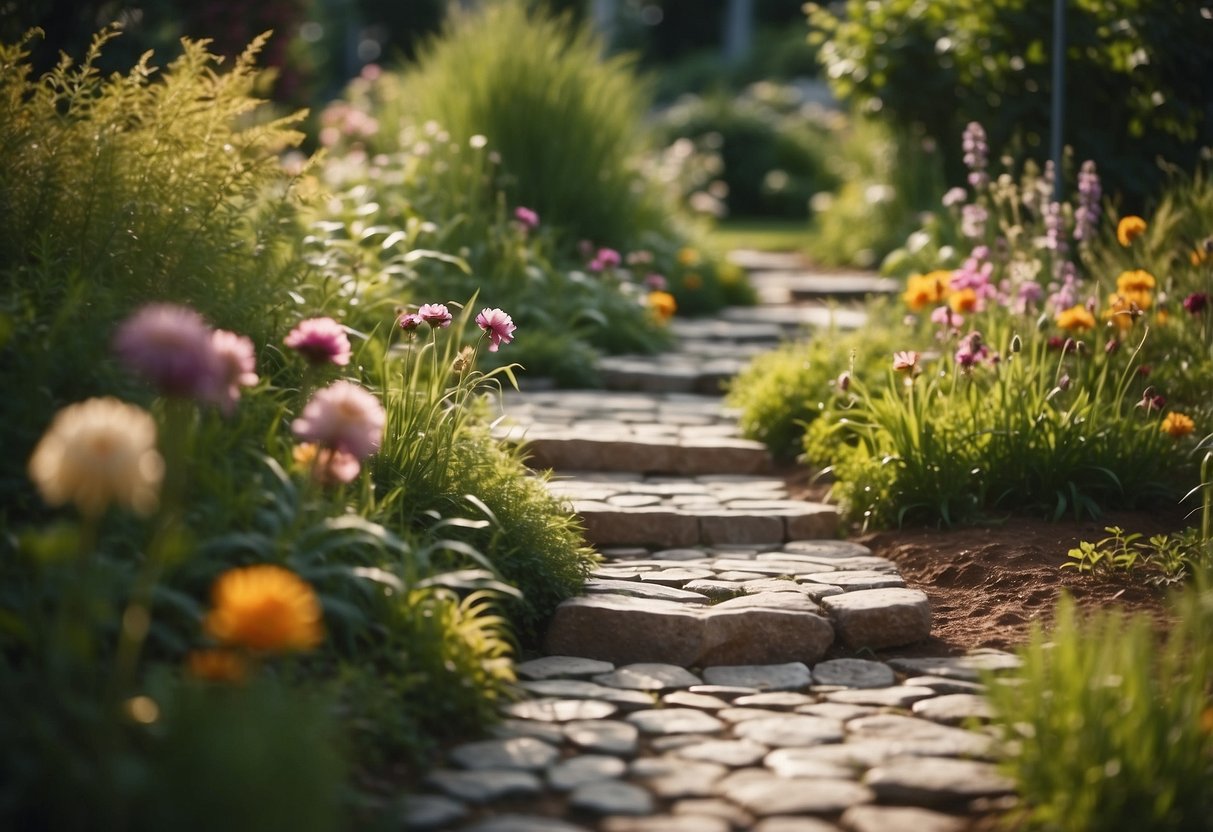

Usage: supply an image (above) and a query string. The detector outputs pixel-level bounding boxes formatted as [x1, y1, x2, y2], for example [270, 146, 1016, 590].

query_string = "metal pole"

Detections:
[1050, 0, 1065, 203]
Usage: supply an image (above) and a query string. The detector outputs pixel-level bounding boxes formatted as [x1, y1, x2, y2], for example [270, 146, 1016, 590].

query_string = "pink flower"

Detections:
[892, 351, 920, 374]
[1136, 386, 1166, 413]
[209, 329, 259, 415]
[295, 444, 362, 485]
[1183, 292, 1209, 315]
[514, 206, 539, 230]
[113, 303, 221, 399]
[930, 305, 964, 330]
[644, 273, 668, 291]
[418, 303, 453, 329]
[596, 248, 622, 268]
[476, 308, 516, 352]
[291, 381, 385, 460]
[397, 312, 423, 332]
[284, 318, 351, 366]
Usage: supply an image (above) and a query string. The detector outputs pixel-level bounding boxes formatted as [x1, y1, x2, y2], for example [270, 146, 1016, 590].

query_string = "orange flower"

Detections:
[1117, 215, 1147, 246]
[682, 272, 703, 290]
[1103, 291, 1151, 331]
[948, 288, 979, 314]
[1056, 305, 1095, 332]
[1116, 269, 1156, 293]
[1192, 247, 1209, 267]
[903, 271, 951, 311]
[1160, 412, 1195, 439]
[1155, 309, 1170, 326]
[186, 649, 249, 683]
[677, 247, 701, 267]
[647, 291, 677, 321]
[205, 565, 324, 653]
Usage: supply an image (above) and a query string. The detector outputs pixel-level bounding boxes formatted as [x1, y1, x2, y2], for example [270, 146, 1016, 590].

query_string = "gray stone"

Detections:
[716, 769, 874, 815]
[821, 588, 931, 650]
[842, 805, 968, 832]
[902, 675, 987, 696]
[425, 769, 542, 803]
[627, 707, 725, 735]
[864, 756, 1015, 806]
[845, 714, 996, 759]
[801, 570, 905, 590]
[781, 540, 872, 559]
[519, 679, 655, 709]
[401, 794, 468, 830]
[602, 816, 730, 832]
[564, 719, 640, 756]
[682, 579, 746, 601]
[570, 780, 655, 815]
[673, 738, 770, 767]
[662, 691, 731, 710]
[711, 591, 821, 613]
[732, 691, 817, 709]
[733, 715, 845, 747]
[795, 702, 879, 721]
[762, 748, 859, 779]
[516, 656, 615, 681]
[584, 579, 711, 603]
[594, 663, 702, 691]
[699, 512, 785, 545]
[689, 684, 761, 698]
[887, 650, 1021, 682]
[502, 698, 618, 723]
[671, 798, 754, 829]
[639, 567, 717, 586]
[911, 693, 994, 724]
[491, 719, 568, 744]
[752, 818, 844, 832]
[701, 663, 812, 691]
[701, 607, 835, 666]
[449, 737, 560, 771]
[463, 816, 592, 832]
[629, 758, 729, 797]
[716, 707, 794, 724]
[783, 504, 841, 539]
[547, 755, 627, 791]
[649, 733, 720, 753]
[824, 686, 937, 708]
[544, 595, 703, 666]
[784, 740, 898, 769]
[811, 658, 896, 689]
[741, 578, 845, 601]
[579, 507, 700, 548]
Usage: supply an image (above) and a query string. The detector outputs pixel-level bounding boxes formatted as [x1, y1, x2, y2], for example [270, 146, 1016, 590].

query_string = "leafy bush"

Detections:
[807, 0, 1213, 206]
[987, 579, 1213, 831]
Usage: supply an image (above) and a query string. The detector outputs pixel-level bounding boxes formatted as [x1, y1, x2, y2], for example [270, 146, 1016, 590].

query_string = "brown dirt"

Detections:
[856, 508, 1187, 658]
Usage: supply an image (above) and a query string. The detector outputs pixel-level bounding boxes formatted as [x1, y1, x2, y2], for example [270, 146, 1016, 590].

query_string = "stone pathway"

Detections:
[404, 253, 1019, 830]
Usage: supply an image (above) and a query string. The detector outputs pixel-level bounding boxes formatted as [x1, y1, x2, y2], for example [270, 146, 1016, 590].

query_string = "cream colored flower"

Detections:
[28, 397, 164, 517]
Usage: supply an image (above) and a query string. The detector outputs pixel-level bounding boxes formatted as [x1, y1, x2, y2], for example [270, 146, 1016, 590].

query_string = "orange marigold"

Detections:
[948, 288, 979, 314]
[1116, 269, 1156, 293]
[1056, 305, 1095, 332]
[903, 270, 951, 311]
[1161, 412, 1195, 438]
[205, 565, 324, 652]
[1117, 215, 1147, 246]
[186, 649, 249, 683]
[648, 290, 677, 321]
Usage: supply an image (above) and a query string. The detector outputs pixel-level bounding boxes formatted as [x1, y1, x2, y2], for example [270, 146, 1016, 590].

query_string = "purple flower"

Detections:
[590, 248, 621, 271]
[291, 380, 385, 459]
[475, 308, 516, 353]
[961, 204, 988, 239]
[114, 303, 222, 399]
[513, 206, 539, 230]
[284, 317, 351, 366]
[644, 273, 668, 291]
[1074, 160, 1101, 242]
[1183, 292, 1209, 315]
[1136, 386, 1166, 413]
[953, 331, 993, 371]
[1044, 201, 1068, 256]
[962, 122, 989, 190]
[931, 305, 964, 330]
[209, 329, 259, 415]
[397, 312, 423, 332]
[942, 187, 968, 208]
[418, 303, 453, 329]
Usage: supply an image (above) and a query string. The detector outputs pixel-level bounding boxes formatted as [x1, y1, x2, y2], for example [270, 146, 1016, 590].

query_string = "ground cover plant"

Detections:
[0, 27, 600, 827]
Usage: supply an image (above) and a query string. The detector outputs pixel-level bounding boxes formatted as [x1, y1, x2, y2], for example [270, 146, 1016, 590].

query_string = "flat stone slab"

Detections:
[842, 805, 969, 832]
[864, 756, 1016, 806]
[602, 816, 730, 832]
[518, 680, 655, 709]
[910, 693, 995, 724]
[627, 708, 726, 735]
[516, 656, 615, 680]
[716, 769, 874, 815]
[593, 663, 702, 691]
[464, 816, 594, 832]
[812, 658, 896, 689]
[751, 817, 844, 832]
[733, 715, 845, 747]
[887, 650, 1021, 682]
[570, 780, 655, 815]
[672, 738, 770, 767]
[630, 758, 729, 798]
[449, 737, 561, 771]
[564, 719, 640, 756]
[584, 579, 710, 602]
[763, 748, 862, 780]
[821, 588, 931, 650]
[426, 769, 543, 803]
[545, 595, 704, 666]
[845, 714, 997, 760]
[824, 686, 937, 709]
[402, 794, 469, 830]
[502, 698, 619, 723]
[701, 663, 812, 690]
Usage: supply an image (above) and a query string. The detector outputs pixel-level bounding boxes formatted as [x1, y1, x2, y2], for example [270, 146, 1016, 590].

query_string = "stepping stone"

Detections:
[602, 816, 730, 832]
[701, 663, 812, 691]
[627, 708, 726, 735]
[516, 656, 614, 681]
[821, 588, 931, 650]
[426, 769, 542, 803]
[578, 507, 700, 548]
[700, 607, 834, 666]
[842, 805, 969, 832]
[698, 512, 784, 545]
[887, 651, 1021, 682]
[682, 579, 745, 600]
[547, 755, 628, 791]
[740, 578, 844, 601]
[670, 798, 754, 829]
[584, 579, 710, 603]
[902, 675, 987, 695]
[732, 691, 817, 709]
[717, 707, 795, 724]
[796, 702, 879, 722]
[781, 540, 872, 558]
[752, 818, 845, 832]
[464, 816, 594, 832]
[863, 756, 1015, 806]
[715, 769, 874, 815]
[910, 693, 995, 724]
[801, 570, 905, 591]
[491, 719, 568, 744]
[811, 658, 896, 689]
[721, 304, 868, 332]
[449, 737, 560, 771]
[518, 680, 655, 709]
[545, 595, 704, 666]
[503, 698, 618, 723]
[639, 568, 716, 586]
[824, 686, 937, 708]
[593, 663, 702, 691]
[662, 691, 731, 710]
[630, 758, 729, 798]
[401, 794, 468, 830]
[733, 715, 844, 747]
[845, 714, 996, 760]
[570, 780, 655, 815]
[711, 591, 821, 612]
[762, 748, 860, 780]
[672, 738, 770, 767]
[564, 720, 640, 756]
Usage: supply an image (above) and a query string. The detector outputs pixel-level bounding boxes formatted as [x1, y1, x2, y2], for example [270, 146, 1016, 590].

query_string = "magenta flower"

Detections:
[209, 329, 259, 415]
[418, 303, 453, 329]
[596, 248, 622, 268]
[514, 206, 540, 230]
[1183, 292, 1209, 315]
[397, 312, 423, 332]
[892, 351, 920, 374]
[284, 317, 351, 366]
[931, 305, 964, 330]
[1136, 386, 1166, 413]
[476, 308, 516, 353]
[291, 380, 385, 460]
[644, 273, 668, 291]
[953, 331, 993, 372]
[113, 303, 222, 399]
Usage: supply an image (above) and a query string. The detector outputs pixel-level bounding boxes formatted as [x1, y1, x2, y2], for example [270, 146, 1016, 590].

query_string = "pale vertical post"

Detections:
[723, 0, 755, 66]
[1050, 0, 1066, 202]
[592, 0, 618, 50]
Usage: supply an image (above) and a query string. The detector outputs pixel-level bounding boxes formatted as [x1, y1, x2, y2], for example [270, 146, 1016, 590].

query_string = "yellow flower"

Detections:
[1192, 247, 1209, 267]
[186, 649, 249, 683]
[1055, 305, 1095, 332]
[648, 291, 677, 321]
[682, 272, 703, 290]
[1117, 215, 1147, 246]
[205, 565, 324, 653]
[1155, 309, 1169, 326]
[1115, 269, 1156, 293]
[28, 397, 164, 518]
[677, 247, 701, 267]
[1160, 412, 1195, 439]
[1103, 291, 1151, 331]
[948, 288, 979, 314]
[902, 270, 951, 311]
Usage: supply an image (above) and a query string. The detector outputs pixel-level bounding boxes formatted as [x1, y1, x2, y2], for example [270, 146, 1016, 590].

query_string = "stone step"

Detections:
[747, 271, 901, 304]
[720, 304, 868, 333]
[547, 474, 838, 548]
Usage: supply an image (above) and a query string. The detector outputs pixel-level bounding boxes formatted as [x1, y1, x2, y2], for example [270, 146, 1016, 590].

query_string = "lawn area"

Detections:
[706, 217, 812, 255]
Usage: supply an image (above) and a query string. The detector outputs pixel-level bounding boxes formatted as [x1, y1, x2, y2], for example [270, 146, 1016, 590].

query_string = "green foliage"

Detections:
[1064, 525, 1210, 584]
[807, 0, 1213, 206]
[987, 582, 1213, 831]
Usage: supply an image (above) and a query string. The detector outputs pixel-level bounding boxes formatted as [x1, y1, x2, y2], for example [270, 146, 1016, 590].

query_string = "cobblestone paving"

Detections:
[403, 254, 1019, 830]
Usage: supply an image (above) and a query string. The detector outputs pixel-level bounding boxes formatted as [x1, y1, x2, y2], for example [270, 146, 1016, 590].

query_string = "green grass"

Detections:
[706, 218, 813, 255]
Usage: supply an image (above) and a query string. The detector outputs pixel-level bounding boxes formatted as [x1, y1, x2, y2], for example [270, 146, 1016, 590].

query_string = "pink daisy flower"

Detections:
[209, 329, 259, 415]
[397, 312, 423, 332]
[514, 206, 539, 230]
[476, 308, 516, 353]
[284, 317, 351, 366]
[418, 303, 453, 329]
[113, 303, 221, 399]
[892, 350, 920, 374]
[291, 381, 385, 460]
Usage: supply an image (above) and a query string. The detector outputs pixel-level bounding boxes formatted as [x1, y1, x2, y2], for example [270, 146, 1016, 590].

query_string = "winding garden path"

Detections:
[403, 253, 1020, 831]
